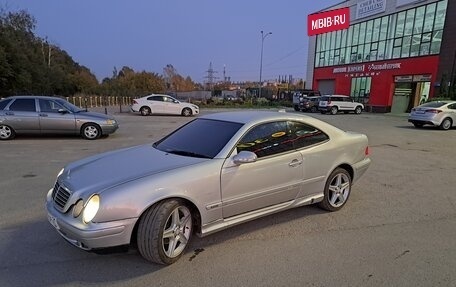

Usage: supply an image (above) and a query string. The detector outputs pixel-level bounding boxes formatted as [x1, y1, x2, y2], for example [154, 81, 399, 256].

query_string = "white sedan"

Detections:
[408, 101, 456, 130]
[131, 94, 199, 116]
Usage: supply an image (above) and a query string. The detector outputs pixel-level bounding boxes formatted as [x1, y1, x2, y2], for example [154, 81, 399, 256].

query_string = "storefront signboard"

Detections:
[395, 75, 413, 82]
[413, 74, 432, 82]
[308, 7, 350, 36]
[356, 0, 386, 20]
[333, 62, 402, 74]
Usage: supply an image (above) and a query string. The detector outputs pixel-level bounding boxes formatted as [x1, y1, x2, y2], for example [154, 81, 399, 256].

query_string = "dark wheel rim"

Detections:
[0, 125, 12, 139]
[355, 107, 362, 114]
[331, 107, 338, 115]
[140, 107, 150, 116]
[182, 108, 192, 116]
[442, 119, 451, 130]
[162, 206, 192, 258]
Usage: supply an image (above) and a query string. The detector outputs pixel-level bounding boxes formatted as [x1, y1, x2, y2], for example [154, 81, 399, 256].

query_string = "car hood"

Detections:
[59, 144, 207, 196]
[75, 111, 115, 120]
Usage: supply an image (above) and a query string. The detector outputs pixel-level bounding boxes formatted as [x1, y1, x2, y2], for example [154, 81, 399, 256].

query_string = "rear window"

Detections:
[420, 102, 447, 108]
[0, 99, 12, 110]
[8, 99, 36, 112]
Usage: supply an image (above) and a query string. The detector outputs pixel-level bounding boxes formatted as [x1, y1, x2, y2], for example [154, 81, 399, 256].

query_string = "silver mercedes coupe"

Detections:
[45, 111, 371, 264]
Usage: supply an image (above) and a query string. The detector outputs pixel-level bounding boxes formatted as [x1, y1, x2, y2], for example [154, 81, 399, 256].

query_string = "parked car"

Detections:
[292, 90, 321, 111]
[299, 96, 320, 113]
[0, 96, 118, 140]
[408, 101, 456, 130]
[45, 111, 371, 265]
[319, 95, 364, 115]
[131, 94, 199, 116]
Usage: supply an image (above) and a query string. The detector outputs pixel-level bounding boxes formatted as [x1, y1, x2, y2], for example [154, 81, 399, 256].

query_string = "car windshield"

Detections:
[54, 98, 84, 113]
[420, 102, 447, 108]
[154, 118, 244, 159]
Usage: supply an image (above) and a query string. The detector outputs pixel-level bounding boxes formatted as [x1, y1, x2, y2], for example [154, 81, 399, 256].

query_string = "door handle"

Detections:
[289, 159, 302, 167]
[39, 113, 48, 117]
[5, 112, 14, 115]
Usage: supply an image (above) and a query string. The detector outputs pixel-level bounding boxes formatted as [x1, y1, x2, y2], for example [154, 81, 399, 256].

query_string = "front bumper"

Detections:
[45, 199, 137, 250]
[100, 123, 119, 135]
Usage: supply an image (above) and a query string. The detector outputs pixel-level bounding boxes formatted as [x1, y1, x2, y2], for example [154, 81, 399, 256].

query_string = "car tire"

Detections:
[140, 106, 151, 116]
[137, 199, 193, 265]
[413, 122, 424, 128]
[310, 106, 317, 113]
[318, 168, 352, 212]
[81, 123, 101, 140]
[355, 106, 363, 114]
[294, 105, 300, 111]
[0, 125, 15, 140]
[439, 118, 452, 130]
[330, 106, 338, 115]
[181, 108, 192, 117]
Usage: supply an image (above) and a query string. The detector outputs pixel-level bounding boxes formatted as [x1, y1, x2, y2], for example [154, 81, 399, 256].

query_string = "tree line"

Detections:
[0, 8, 198, 98]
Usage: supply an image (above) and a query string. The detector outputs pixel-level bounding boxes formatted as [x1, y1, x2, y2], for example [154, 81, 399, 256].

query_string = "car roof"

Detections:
[4, 95, 65, 101]
[200, 110, 332, 126]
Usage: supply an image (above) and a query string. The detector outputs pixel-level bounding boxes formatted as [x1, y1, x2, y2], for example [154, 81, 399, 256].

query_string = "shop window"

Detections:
[380, 16, 389, 41]
[365, 20, 373, 43]
[335, 30, 341, 50]
[395, 12, 406, 38]
[387, 13, 397, 39]
[364, 44, 371, 61]
[330, 31, 336, 50]
[341, 29, 348, 48]
[433, 1, 447, 31]
[353, 24, 360, 46]
[359, 22, 366, 44]
[423, 3, 436, 33]
[410, 34, 421, 57]
[325, 32, 331, 51]
[430, 30, 442, 54]
[316, 35, 322, 52]
[404, 9, 415, 37]
[420, 42, 430, 56]
[347, 26, 353, 47]
[379, 40, 387, 60]
[372, 18, 381, 42]
[414, 6, 425, 35]
[401, 36, 411, 58]
[350, 77, 372, 103]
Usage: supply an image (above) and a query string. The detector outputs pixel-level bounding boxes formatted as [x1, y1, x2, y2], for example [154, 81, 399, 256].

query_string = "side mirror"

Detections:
[58, 109, 69, 114]
[233, 151, 257, 165]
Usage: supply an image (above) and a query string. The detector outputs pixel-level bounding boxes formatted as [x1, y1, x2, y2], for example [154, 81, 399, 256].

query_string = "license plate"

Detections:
[48, 213, 60, 230]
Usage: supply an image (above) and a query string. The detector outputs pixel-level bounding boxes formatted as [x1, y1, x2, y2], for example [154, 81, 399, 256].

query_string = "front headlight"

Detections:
[83, 195, 100, 223]
[106, 119, 116, 125]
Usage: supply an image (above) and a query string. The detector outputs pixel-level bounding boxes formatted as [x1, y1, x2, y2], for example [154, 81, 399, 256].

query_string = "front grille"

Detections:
[52, 182, 71, 211]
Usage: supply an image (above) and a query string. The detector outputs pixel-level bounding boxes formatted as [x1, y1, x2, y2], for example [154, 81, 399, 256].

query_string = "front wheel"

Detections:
[354, 106, 363, 114]
[81, 123, 101, 140]
[0, 125, 15, 140]
[137, 200, 193, 265]
[318, 168, 352, 212]
[330, 106, 338, 115]
[439, 118, 452, 130]
[140, 106, 151, 116]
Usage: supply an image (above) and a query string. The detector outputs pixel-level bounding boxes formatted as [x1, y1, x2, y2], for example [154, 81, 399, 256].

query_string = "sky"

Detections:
[2, 0, 342, 84]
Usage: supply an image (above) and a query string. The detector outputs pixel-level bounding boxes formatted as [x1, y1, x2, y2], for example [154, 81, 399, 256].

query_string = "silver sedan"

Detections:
[45, 111, 371, 264]
[408, 101, 456, 130]
[0, 95, 118, 140]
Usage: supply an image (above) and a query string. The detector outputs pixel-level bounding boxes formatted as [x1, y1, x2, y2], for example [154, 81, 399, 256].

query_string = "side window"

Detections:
[39, 99, 64, 113]
[237, 121, 293, 158]
[448, 104, 456, 110]
[291, 121, 329, 149]
[8, 99, 36, 112]
[148, 96, 164, 102]
[0, 99, 12, 110]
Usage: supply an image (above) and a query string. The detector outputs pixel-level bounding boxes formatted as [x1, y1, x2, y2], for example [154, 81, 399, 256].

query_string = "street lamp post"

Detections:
[259, 30, 272, 99]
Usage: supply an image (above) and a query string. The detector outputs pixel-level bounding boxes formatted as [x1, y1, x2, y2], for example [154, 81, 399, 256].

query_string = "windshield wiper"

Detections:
[165, 149, 211, 159]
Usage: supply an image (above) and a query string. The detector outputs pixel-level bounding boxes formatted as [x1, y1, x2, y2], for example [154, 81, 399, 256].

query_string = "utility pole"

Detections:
[259, 30, 272, 98]
[204, 62, 218, 94]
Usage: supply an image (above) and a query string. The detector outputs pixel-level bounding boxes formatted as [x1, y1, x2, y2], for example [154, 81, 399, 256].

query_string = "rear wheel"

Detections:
[137, 199, 193, 265]
[330, 106, 338, 115]
[0, 125, 15, 140]
[440, 118, 452, 130]
[140, 106, 151, 116]
[318, 168, 352, 212]
[181, 108, 192, 117]
[81, 123, 101, 140]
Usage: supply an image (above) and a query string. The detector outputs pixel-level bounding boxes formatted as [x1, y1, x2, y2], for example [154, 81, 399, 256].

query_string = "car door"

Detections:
[147, 96, 166, 114]
[221, 121, 303, 218]
[5, 98, 40, 133]
[447, 103, 456, 124]
[38, 99, 76, 134]
[162, 96, 181, 115]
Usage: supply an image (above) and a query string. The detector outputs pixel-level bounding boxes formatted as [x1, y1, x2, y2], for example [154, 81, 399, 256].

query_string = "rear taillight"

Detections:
[365, 146, 370, 156]
[425, 109, 442, 114]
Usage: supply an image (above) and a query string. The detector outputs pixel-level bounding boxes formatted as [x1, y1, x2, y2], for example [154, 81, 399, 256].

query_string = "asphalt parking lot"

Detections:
[1, 108, 456, 287]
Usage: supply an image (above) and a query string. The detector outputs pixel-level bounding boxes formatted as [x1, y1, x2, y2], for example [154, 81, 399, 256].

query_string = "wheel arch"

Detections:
[80, 122, 102, 134]
[334, 163, 354, 181]
[130, 196, 202, 245]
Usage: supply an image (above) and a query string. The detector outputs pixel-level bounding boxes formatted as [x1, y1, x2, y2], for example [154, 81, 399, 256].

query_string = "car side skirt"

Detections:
[199, 193, 324, 237]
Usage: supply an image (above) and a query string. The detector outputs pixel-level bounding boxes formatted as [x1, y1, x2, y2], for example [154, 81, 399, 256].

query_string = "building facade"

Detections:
[306, 0, 455, 112]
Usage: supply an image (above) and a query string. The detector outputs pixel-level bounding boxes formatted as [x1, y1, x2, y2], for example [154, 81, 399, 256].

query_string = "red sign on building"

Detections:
[308, 7, 350, 36]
